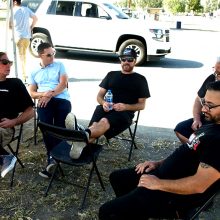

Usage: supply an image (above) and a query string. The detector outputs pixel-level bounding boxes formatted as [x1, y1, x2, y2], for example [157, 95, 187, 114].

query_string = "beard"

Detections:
[204, 113, 220, 123]
[122, 64, 134, 73]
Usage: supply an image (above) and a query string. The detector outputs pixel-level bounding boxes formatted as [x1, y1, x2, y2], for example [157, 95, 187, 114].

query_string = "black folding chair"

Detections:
[33, 99, 39, 145]
[106, 110, 140, 161]
[38, 121, 105, 209]
[6, 124, 24, 187]
[184, 181, 220, 220]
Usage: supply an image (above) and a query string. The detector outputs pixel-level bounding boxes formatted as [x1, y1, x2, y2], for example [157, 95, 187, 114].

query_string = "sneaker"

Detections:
[46, 158, 56, 172]
[39, 169, 52, 178]
[69, 131, 90, 159]
[1, 155, 17, 178]
[65, 112, 76, 130]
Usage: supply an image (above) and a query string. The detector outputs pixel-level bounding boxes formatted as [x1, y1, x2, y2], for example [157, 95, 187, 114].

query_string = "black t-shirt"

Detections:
[0, 78, 34, 120]
[157, 123, 220, 179]
[99, 71, 150, 106]
[197, 74, 215, 98]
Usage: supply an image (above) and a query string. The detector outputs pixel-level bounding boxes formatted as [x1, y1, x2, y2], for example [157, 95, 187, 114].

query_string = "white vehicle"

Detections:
[22, 0, 171, 65]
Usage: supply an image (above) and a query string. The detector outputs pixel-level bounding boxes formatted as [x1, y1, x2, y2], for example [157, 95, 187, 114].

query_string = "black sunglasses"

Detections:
[42, 51, 56, 57]
[0, 59, 13, 65]
[120, 57, 135, 62]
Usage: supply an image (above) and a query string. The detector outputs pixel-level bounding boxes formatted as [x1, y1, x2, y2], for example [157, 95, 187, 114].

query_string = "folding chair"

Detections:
[107, 110, 140, 161]
[6, 124, 24, 187]
[184, 180, 220, 220]
[33, 99, 39, 145]
[38, 121, 105, 209]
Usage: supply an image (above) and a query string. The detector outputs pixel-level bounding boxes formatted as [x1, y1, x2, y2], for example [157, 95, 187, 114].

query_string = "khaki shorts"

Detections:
[0, 127, 14, 148]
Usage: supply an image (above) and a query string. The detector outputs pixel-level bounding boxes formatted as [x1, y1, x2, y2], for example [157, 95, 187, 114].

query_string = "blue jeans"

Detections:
[37, 97, 71, 161]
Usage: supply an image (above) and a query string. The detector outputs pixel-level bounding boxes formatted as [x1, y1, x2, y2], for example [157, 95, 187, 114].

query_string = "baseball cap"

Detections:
[119, 48, 137, 59]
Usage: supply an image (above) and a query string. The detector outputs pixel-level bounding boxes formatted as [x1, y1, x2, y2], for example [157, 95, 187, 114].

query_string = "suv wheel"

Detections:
[118, 39, 146, 66]
[30, 33, 50, 57]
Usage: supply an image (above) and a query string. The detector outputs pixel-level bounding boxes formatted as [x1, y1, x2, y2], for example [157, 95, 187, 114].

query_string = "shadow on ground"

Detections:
[56, 51, 203, 69]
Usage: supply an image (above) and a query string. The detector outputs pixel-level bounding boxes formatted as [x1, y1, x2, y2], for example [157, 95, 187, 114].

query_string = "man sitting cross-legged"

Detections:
[99, 81, 220, 220]
[66, 48, 150, 159]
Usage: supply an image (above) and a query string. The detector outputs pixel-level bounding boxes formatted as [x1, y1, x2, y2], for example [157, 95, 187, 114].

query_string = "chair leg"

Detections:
[80, 163, 95, 210]
[44, 164, 59, 196]
[93, 161, 105, 191]
[7, 145, 24, 168]
[128, 126, 137, 161]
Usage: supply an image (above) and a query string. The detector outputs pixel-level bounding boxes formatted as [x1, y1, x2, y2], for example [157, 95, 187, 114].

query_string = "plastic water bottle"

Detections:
[105, 89, 113, 110]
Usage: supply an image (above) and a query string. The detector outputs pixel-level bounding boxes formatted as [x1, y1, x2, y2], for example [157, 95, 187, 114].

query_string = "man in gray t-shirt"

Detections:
[10, 0, 37, 82]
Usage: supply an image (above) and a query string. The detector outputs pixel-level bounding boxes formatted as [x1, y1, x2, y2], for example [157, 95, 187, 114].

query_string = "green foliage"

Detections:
[163, 0, 186, 13]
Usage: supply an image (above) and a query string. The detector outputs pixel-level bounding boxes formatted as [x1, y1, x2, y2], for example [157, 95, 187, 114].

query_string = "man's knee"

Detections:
[99, 118, 110, 129]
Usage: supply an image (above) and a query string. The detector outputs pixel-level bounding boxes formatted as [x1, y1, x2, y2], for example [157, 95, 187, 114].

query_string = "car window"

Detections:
[47, 0, 75, 16]
[103, 3, 129, 19]
[74, 2, 109, 19]
[21, 0, 43, 13]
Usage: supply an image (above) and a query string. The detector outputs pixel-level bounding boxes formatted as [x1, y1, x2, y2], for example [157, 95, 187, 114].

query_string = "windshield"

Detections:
[103, 3, 129, 19]
[21, 0, 43, 13]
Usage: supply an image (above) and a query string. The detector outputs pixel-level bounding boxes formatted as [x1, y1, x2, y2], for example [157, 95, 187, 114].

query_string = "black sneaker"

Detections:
[39, 169, 52, 178]
[1, 155, 17, 178]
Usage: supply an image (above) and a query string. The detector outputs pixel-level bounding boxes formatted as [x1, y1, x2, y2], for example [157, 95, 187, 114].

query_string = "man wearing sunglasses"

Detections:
[175, 57, 220, 144]
[99, 81, 220, 219]
[67, 48, 150, 159]
[0, 52, 34, 178]
[28, 43, 71, 178]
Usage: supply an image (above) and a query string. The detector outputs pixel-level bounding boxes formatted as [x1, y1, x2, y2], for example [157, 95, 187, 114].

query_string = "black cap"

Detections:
[119, 48, 137, 59]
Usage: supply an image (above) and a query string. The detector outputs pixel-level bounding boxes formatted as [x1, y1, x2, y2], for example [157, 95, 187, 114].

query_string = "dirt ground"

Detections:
[0, 119, 219, 219]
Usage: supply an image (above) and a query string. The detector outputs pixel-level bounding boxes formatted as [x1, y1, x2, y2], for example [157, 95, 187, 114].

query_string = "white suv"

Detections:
[22, 0, 171, 65]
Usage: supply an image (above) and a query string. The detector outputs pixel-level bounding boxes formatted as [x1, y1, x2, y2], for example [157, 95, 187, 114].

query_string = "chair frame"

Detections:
[113, 110, 140, 161]
[38, 121, 105, 209]
[6, 124, 24, 187]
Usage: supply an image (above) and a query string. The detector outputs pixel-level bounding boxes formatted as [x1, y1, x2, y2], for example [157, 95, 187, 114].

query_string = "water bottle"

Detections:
[105, 89, 113, 110]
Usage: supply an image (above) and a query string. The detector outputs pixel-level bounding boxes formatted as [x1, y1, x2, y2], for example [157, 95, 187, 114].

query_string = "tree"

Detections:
[163, 0, 186, 13]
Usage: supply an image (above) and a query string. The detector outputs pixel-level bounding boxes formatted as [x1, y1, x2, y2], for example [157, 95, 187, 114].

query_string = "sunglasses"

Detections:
[0, 59, 13, 65]
[120, 57, 135, 62]
[42, 51, 56, 57]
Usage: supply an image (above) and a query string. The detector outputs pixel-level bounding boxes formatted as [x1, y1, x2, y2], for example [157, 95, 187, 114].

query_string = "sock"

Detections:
[85, 128, 91, 137]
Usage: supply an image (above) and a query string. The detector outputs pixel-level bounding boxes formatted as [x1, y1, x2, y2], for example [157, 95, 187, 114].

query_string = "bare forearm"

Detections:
[158, 175, 211, 195]
[15, 106, 34, 125]
[193, 96, 202, 121]
[97, 94, 105, 105]
[125, 102, 145, 111]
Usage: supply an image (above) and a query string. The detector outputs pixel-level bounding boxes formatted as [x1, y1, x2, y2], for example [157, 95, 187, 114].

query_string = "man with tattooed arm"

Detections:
[99, 81, 220, 220]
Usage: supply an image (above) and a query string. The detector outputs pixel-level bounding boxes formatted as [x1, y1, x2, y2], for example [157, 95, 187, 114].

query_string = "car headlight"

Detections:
[149, 29, 164, 41]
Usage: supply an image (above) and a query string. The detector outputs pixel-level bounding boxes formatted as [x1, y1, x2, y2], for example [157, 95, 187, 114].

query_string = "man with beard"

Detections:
[66, 48, 150, 159]
[99, 81, 220, 220]
[175, 57, 220, 144]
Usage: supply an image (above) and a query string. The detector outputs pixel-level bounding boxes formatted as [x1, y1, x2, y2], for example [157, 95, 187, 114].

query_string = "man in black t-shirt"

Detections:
[99, 81, 220, 220]
[0, 52, 34, 178]
[175, 57, 220, 143]
[69, 48, 150, 159]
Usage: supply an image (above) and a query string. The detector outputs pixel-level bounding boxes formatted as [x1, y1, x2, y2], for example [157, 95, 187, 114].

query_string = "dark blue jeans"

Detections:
[37, 97, 71, 162]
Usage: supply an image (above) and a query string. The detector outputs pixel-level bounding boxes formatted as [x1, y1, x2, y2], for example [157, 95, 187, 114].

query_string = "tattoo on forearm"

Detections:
[200, 162, 210, 169]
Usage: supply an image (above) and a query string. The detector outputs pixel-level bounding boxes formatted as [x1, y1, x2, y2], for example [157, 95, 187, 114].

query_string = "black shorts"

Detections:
[174, 115, 210, 139]
[89, 105, 134, 139]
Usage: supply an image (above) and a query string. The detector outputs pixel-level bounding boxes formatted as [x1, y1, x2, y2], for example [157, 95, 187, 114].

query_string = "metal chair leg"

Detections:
[80, 163, 95, 210]
[44, 164, 59, 196]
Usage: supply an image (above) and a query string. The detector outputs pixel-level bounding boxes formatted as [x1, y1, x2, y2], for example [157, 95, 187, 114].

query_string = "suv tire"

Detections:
[30, 33, 50, 57]
[118, 39, 146, 66]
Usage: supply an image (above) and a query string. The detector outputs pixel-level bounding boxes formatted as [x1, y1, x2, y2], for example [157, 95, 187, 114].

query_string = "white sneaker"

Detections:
[65, 112, 76, 130]
[69, 132, 90, 159]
